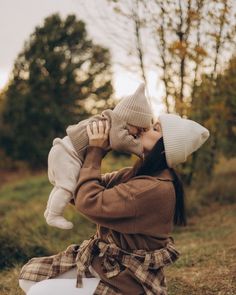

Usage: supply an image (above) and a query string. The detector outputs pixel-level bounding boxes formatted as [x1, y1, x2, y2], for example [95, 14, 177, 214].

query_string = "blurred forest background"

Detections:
[0, 0, 235, 294]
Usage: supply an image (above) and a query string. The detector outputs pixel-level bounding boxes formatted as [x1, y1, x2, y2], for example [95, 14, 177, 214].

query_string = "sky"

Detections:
[0, 0, 165, 116]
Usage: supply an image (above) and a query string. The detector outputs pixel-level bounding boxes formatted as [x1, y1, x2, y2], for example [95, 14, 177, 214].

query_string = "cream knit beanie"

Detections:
[113, 83, 153, 128]
[158, 113, 210, 167]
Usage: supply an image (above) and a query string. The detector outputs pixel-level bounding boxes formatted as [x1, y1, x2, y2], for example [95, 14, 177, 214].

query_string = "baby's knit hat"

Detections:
[112, 83, 153, 128]
[159, 113, 210, 167]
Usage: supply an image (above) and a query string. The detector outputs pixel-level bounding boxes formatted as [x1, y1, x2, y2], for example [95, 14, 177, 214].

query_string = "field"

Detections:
[0, 155, 235, 295]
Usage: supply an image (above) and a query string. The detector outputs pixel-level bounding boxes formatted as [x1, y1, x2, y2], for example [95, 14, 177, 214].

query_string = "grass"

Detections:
[0, 155, 235, 294]
[166, 203, 236, 295]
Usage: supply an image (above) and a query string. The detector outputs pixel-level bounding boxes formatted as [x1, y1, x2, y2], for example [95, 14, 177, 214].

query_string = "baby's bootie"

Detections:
[44, 188, 73, 230]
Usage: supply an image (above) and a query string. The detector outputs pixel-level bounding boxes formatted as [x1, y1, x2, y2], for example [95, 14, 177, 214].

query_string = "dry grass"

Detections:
[0, 266, 24, 295]
[167, 203, 236, 295]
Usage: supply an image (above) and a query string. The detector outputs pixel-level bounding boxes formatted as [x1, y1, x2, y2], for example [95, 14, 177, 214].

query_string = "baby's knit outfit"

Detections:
[44, 83, 154, 229]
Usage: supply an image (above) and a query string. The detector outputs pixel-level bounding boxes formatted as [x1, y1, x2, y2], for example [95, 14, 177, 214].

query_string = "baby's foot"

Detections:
[45, 212, 73, 230]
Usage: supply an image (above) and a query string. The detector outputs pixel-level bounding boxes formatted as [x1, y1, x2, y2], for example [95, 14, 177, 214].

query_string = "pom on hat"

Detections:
[113, 83, 154, 128]
[158, 113, 210, 167]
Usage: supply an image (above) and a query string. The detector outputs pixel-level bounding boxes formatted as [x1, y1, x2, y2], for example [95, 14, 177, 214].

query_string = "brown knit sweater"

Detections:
[74, 146, 177, 294]
[66, 109, 143, 162]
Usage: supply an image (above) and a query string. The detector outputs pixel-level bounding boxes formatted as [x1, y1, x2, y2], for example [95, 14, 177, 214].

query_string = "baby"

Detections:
[44, 83, 153, 229]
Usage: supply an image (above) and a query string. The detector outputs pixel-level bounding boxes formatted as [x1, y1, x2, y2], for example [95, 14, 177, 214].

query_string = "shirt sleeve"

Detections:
[101, 167, 133, 187]
[108, 113, 143, 157]
[100, 171, 119, 187]
[74, 146, 137, 233]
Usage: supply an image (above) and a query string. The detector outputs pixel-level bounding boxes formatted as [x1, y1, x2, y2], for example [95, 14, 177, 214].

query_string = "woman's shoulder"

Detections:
[127, 169, 175, 197]
[103, 168, 174, 194]
[131, 169, 174, 184]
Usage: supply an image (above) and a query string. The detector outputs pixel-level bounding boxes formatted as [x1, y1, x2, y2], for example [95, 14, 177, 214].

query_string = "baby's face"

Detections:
[126, 124, 149, 138]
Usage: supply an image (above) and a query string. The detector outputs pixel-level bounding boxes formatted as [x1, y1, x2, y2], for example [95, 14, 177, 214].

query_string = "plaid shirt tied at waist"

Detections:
[75, 234, 180, 294]
[19, 234, 180, 295]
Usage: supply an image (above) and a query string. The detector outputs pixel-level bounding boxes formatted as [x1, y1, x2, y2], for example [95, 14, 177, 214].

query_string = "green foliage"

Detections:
[185, 157, 236, 217]
[216, 56, 236, 156]
[202, 171, 236, 204]
[0, 13, 114, 168]
[180, 53, 236, 184]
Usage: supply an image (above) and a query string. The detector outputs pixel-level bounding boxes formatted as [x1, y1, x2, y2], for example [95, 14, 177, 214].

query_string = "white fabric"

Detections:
[19, 279, 36, 293]
[44, 187, 74, 229]
[159, 113, 210, 167]
[27, 278, 100, 295]
[19, 267, 101, 294]
[45, 138, 82, 229]
[48, 137, 82, 192]
[19, 268, 79, 293]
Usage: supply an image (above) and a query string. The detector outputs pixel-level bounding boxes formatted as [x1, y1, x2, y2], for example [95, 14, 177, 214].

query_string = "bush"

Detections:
[202, 171, 236, 205]
[185, 158, 236, 217]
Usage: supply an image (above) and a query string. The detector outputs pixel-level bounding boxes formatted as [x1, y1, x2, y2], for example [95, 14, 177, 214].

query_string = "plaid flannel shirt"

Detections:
[19, 233, 180, 294]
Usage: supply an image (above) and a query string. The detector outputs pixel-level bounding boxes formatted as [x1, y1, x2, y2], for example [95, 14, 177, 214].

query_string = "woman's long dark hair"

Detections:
[123, 137, 187, 226]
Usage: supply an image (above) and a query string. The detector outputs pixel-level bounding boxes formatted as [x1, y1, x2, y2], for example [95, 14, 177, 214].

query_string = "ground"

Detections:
[166, 203, 236, 295]
[0, 158, 235, 294]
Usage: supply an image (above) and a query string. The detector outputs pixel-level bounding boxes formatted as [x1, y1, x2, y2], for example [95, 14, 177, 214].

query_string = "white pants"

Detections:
[19, 268, 100, 295]
[48, 137, 82, 194]
[45, 137, 83, 228]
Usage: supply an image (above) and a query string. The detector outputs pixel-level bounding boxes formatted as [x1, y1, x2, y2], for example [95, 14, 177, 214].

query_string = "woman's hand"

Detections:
[87, 120, 111, 150]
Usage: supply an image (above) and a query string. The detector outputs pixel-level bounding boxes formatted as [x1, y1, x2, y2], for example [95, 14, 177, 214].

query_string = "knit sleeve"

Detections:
[66, 114, 106, 157]
[108, 113, 143, 157]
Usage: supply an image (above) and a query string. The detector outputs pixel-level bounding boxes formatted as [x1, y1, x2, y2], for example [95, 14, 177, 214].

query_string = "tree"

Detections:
[79, 0, 236, 114]
[217, 56, 236, 156]
[0, 13, 114, 168]
[77, 0, 236, 184]
[186, 54, 236, 183]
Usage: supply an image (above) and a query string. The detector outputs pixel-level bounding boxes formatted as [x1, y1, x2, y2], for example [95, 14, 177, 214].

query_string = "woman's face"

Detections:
[140, 121, 163, 155]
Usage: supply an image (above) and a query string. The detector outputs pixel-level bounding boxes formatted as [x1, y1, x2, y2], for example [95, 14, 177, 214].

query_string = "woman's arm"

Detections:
[74, 145, 159, 234]
[100, 171, 118, 187]
[101, 167, 133, 187]
[74, 146, 136, 233]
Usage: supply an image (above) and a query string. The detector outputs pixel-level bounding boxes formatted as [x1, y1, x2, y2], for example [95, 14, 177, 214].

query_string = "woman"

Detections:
[19, 113, 209, 295]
